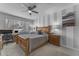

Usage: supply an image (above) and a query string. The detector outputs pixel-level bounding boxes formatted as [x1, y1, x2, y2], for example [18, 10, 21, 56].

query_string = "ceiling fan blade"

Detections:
[32, 5, 36, 9]
[32, 11, 39, 13]
[29, 5, 36, 10]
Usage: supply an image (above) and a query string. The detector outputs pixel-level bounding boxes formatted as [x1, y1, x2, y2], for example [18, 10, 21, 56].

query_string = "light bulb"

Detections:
[28, 10, 31, 13]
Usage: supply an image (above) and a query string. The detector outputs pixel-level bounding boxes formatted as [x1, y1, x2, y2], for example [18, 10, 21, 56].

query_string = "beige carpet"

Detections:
[1, 42, 79, 56]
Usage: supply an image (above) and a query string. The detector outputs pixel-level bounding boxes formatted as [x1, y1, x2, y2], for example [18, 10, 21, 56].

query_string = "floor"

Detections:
[0, 42, 79, 56]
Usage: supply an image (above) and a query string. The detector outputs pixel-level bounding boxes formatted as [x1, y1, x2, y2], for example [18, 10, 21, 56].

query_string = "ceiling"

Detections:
[0, 3, 76, 20]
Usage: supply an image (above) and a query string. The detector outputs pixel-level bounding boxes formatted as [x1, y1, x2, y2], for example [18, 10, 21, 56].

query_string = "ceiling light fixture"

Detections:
[28, 10, 32, 13]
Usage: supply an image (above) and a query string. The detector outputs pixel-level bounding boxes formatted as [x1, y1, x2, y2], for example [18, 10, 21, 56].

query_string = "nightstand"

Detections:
[49, 34, 60, 46]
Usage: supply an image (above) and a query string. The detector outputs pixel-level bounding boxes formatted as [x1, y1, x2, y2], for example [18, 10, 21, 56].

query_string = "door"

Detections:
[66, 27, 74, 48]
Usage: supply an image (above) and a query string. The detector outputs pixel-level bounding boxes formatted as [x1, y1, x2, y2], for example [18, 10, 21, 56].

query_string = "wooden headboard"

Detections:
[36, 26, 51, 34]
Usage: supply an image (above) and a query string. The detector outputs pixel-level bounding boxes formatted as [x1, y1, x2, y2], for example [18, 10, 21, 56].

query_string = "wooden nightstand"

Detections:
[49, 34, 60, 46]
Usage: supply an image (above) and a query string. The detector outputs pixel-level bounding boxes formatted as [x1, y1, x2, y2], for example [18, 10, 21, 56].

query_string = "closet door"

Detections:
[66, 27, 74, 48]
[74, 26, 79, 49]
[61, 27, 74, 48]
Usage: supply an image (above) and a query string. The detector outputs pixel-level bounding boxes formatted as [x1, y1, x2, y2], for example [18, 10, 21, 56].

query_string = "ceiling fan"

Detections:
[22, 3, 39, 15]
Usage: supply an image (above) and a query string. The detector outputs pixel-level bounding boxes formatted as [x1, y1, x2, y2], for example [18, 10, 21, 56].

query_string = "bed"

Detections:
[15, 26, 50, 56]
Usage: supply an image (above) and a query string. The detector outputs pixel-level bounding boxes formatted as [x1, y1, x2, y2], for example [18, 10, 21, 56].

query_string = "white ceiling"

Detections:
[0, 3, 76, 20]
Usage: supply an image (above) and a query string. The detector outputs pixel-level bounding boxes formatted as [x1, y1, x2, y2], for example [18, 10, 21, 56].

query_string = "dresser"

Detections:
[49, 34, 60, 46]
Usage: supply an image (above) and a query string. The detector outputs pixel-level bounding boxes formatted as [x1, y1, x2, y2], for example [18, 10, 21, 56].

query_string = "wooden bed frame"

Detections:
[15, 26, 51, 56]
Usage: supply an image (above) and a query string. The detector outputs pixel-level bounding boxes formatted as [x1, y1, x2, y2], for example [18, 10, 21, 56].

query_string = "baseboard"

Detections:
[61, 45, 79, 52]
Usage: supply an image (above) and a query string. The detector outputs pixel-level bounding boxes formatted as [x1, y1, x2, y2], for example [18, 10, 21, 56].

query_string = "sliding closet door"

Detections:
[61, 27, 74, 48]
[66, 27, 74, 48]
[74, 26, 79, 49]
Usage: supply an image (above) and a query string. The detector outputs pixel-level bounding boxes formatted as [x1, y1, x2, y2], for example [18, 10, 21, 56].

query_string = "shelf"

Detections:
[62, 19, 75, 27]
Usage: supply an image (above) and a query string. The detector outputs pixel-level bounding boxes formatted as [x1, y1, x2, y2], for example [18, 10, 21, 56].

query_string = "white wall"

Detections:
[34, 15, 50, 27]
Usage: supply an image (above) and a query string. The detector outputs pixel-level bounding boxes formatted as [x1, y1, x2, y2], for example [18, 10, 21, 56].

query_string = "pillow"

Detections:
[38, 31, 43, 35]
[30, 31, 38, 34]
[19, 31, 29, 34]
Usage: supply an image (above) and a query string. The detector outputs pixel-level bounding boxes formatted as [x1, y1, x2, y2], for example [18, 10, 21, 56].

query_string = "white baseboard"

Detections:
[61, 45, 79, 52]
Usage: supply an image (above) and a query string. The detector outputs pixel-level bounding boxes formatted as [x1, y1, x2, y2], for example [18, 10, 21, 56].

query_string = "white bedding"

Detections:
[19, 34, 48, 39]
